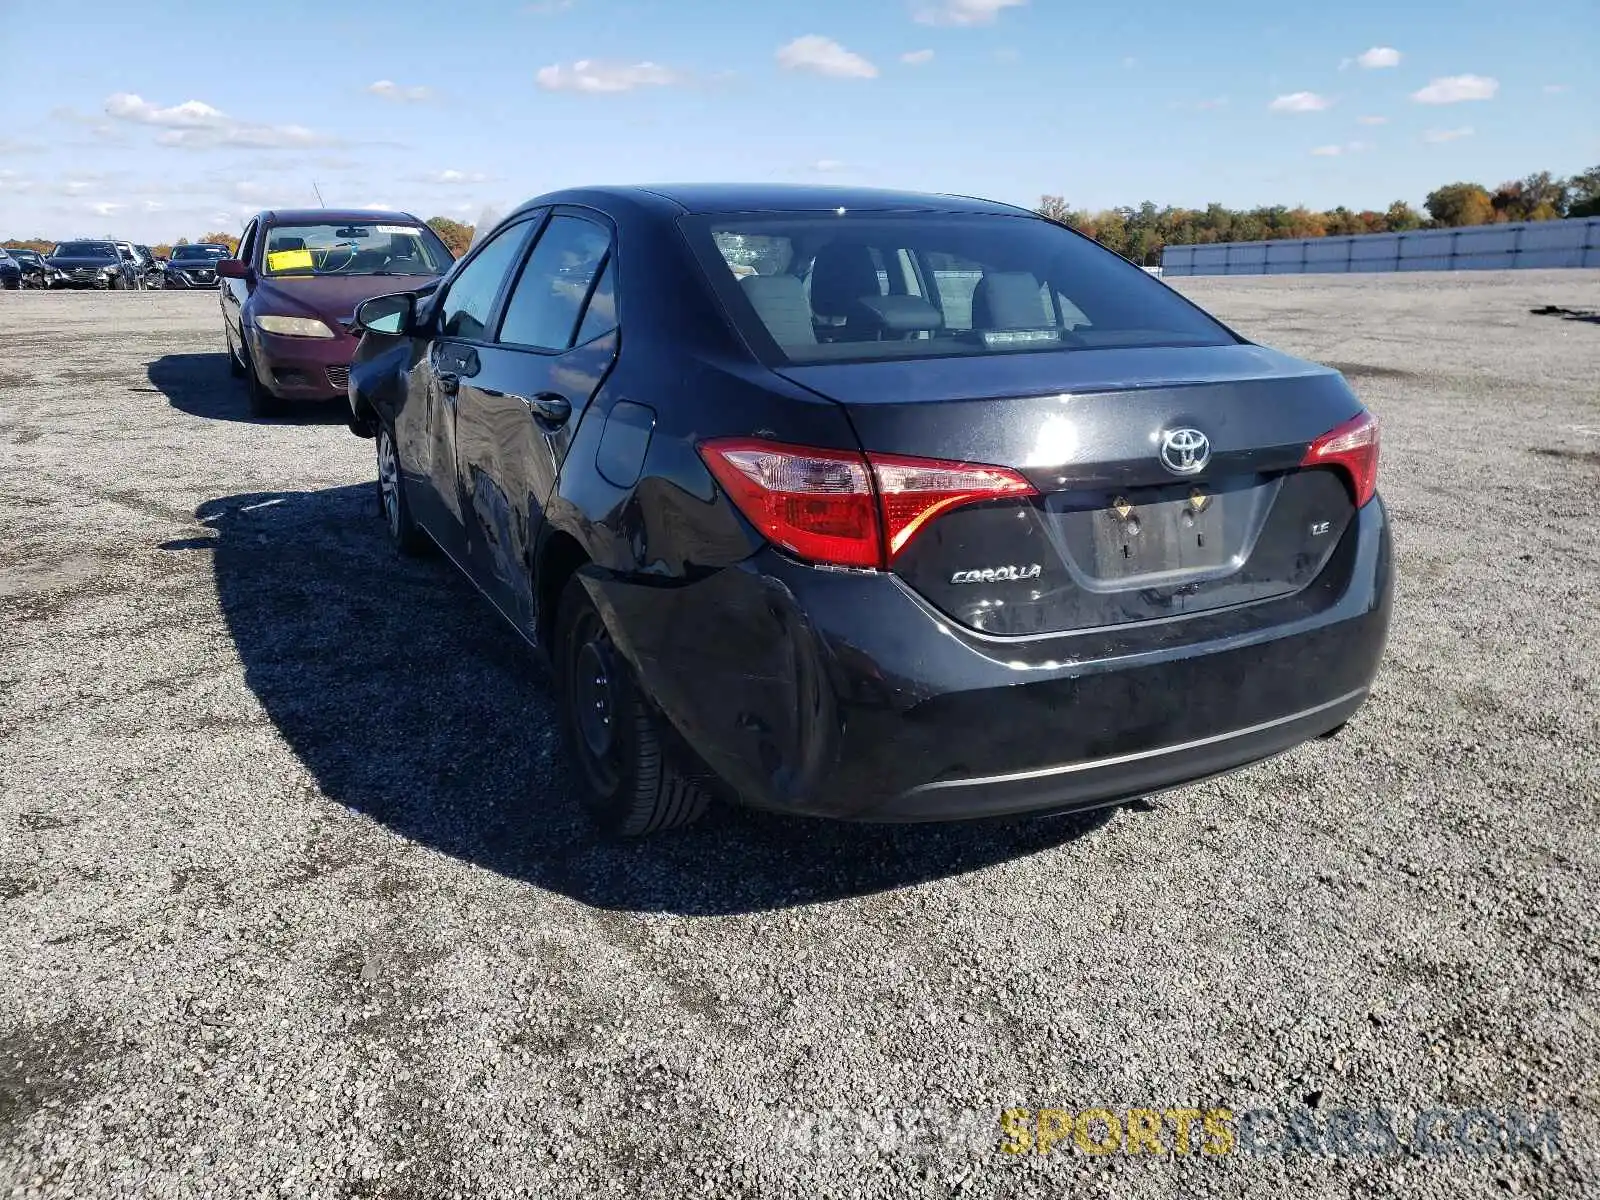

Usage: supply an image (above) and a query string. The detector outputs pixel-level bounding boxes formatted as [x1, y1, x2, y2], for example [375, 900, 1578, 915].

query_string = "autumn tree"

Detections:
[1569, 166, 1600, 218]
[1423, 183, 1494, 228]
[1384, 201, 1423, 232]
[199, 231, 240, 254]
[426, 216, 474, 256]
[1036, 196, 1076, 227]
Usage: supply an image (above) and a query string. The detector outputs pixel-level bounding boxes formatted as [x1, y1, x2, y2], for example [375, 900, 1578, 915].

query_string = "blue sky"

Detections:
[1, 0, 1594, 242]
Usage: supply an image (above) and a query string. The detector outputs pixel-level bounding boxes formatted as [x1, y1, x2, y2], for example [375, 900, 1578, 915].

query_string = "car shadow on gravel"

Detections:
[144, 353, 350, 425]
[187, 484, 1110, 915]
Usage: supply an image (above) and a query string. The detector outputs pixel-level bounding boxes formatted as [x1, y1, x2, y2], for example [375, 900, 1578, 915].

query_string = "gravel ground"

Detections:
[1, 272, 1597, 1199]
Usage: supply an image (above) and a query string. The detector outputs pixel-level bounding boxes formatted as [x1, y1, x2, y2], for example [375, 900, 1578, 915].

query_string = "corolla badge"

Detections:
[950, 564, 1043, 585]
[1159, 427, 1211, 475]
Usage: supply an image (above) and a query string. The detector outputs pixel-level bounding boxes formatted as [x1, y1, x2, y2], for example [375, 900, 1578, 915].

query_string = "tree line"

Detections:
[2, 220, 472, 259]
[8, 172, 1597, 268]
[1037, 166, 1600, 266]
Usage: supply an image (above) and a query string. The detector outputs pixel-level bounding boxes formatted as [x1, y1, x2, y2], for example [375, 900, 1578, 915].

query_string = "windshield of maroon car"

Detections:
[258, 222, 452, 278]
[682, 212, 1236, 365]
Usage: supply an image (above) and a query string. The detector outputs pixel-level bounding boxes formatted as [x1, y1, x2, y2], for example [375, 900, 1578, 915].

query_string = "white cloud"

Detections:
[154, 125, 326, 150]
[525, 0, 573, 11]
[1543, 84, 1569, 95]
[811, 159, 847, 172]
[1356, 46, 1401, 69]
[230, 182, 283, 202]
[87, 202, 125, 217]
[535, 60, 680, 92]
[418, 169, 492, 185]
[142, 200, 165, 213]
[0, 138, 43, 154]
[1423, 127, 1474, 143]
[776, 36, 878, 79]
[367, 80, 435, 103]
[1312, 141, 1370, 157]
[1357, 115, 1389, 125]
[106, 93, 229, 128]
[1270, 91, 1333, 113]
[900, 49, 935, 65]
[1412, 75, 1498, 104]
[103, 92, 332, 149]
[913, 0, 1026, 26]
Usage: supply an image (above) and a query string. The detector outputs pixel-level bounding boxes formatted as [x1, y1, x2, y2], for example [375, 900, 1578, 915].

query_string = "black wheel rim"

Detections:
[570, 613, 622, 793]
[377, 431, 400, 537]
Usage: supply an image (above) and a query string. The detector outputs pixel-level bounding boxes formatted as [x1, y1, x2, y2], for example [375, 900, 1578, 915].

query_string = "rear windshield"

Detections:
[53, 242, 116, 257]
[682, 212, 1235, 365]
[173, 245, 227, 260]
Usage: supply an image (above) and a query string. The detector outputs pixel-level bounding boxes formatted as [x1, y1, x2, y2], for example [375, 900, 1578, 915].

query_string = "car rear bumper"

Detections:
[246, 326, 354, 400]
[585, 494, 1393, 823]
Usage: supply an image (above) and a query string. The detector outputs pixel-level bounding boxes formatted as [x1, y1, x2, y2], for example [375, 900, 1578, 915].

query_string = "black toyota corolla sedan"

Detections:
[345, 184, 1391, 837]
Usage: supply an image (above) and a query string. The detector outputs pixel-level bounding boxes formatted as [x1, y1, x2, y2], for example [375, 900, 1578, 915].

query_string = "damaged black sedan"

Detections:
[346, 185, 1392, 837]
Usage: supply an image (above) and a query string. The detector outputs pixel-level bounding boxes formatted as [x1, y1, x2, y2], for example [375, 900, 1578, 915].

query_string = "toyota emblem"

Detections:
[1160, 428, 1211, 475]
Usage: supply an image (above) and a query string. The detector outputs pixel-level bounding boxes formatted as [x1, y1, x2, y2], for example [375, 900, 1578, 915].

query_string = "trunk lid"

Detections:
[775, 345, 1366, 636]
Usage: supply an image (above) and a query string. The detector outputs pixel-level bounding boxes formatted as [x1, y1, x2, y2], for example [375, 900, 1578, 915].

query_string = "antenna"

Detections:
[312, 181, 325, 206]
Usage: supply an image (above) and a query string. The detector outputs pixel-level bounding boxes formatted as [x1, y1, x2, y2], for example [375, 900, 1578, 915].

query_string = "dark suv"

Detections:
[163, 243, 229, 289]
[45, 241, 139, 289]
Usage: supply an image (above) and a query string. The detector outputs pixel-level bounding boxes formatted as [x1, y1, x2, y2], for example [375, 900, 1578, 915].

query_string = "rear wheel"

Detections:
[376, 425, 429, 556]
[555, 576, 710, 837]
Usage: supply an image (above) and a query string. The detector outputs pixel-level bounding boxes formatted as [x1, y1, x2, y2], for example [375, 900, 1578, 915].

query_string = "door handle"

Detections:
[523, 392, 572, 427]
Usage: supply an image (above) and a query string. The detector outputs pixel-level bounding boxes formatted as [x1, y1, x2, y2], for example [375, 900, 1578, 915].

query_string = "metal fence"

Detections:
[1159, 217, 1600, 277]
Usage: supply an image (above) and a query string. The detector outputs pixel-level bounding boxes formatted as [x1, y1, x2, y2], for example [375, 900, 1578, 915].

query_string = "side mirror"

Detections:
[354, 292, 415, 336]
[216, 259, 250, 280]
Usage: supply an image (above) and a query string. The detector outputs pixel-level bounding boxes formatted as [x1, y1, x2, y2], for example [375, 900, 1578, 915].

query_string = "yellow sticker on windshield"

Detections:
[267, 248, 313, 272]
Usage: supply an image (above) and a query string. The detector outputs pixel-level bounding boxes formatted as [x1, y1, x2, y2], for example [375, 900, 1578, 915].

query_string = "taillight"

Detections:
[869, 452, 1037, 557]
[698, 438, 1037, 569]
[1302, 410, 1380, 507]
[698, 440, 880, 568]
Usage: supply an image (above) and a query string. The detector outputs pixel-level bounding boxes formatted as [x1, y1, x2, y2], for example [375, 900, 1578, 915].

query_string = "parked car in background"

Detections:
[343, 184, 1391, 837]
[218, 208, 454, 417]
[162, 243, 229, 289]
[110, 241, 157, 289]
[134, 244, 164, 288]
[5, 247, 54, 288]
[45, 240, 139, 289]
[0, 249, 20, 290]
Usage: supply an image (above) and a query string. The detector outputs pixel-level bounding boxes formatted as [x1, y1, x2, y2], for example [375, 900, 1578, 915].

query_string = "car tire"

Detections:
[555, 575, 711, 838]
[226, 330, 246, 378]
[242, 344, 284, 418]
[108, 275, 124, 291]
[375, 425, 429, 557]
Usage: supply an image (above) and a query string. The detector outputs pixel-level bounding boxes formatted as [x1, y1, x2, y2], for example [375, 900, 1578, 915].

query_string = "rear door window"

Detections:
[495, 214, 611, 351]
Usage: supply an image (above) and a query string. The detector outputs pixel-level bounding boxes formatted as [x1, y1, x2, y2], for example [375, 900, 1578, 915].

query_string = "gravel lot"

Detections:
[2, 272, 1597, 1199]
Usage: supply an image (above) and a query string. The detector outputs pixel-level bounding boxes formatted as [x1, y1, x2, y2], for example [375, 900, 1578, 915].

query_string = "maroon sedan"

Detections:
[218, 208, 454, 417]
